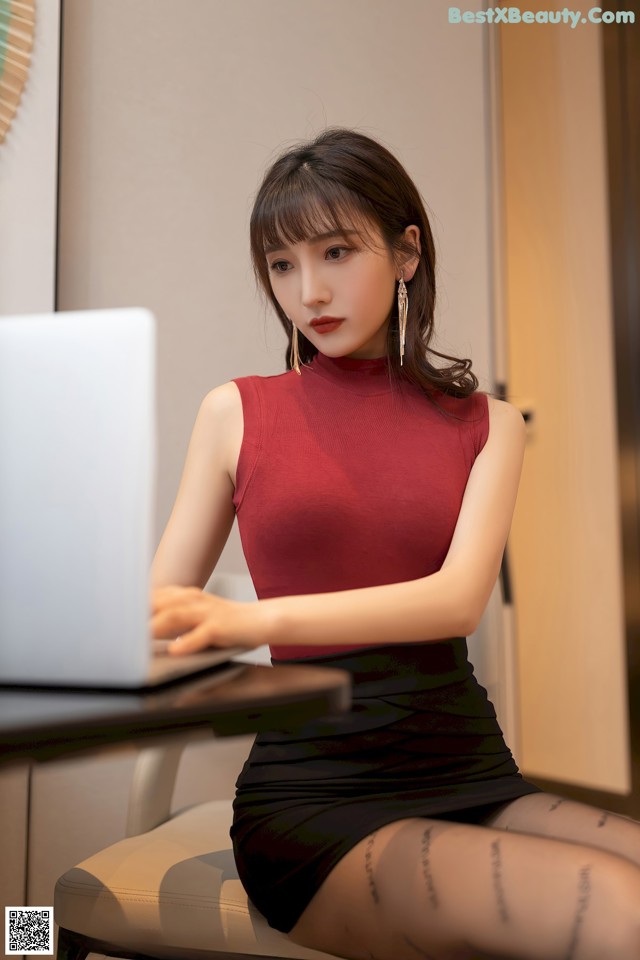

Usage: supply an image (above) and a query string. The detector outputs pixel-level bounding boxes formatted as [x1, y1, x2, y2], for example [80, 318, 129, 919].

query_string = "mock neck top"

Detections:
[231, 351, 489, 660]
[309, 351, 392, 394]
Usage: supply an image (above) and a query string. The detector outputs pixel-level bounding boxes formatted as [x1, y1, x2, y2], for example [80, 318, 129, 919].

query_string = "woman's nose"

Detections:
[300, 267, 330, 306]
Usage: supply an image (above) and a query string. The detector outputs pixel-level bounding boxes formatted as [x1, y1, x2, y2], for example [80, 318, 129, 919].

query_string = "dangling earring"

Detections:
[397, 274, 408, 366]
[289, 318, 302, 375]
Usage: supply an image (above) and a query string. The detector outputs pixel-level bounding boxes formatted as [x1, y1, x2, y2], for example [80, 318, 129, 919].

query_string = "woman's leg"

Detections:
[481, 793, 640, 868]
[286, 816, 640, 960]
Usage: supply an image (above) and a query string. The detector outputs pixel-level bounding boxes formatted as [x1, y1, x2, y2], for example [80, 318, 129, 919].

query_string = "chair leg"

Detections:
[56, 927, 91, 960]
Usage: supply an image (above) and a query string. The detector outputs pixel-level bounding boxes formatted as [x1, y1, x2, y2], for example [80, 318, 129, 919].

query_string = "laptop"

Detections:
[0, 307, 247, 689]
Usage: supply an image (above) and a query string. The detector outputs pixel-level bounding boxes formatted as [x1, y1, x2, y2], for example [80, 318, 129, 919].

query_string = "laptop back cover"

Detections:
[0, 308, 155, 686]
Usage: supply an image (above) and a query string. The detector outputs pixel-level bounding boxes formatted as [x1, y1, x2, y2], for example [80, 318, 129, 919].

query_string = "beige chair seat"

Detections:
[55, 796, 341, 960]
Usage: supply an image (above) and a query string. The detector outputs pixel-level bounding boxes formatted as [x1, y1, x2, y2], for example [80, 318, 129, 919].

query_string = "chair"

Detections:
[54, 733, 342, 960]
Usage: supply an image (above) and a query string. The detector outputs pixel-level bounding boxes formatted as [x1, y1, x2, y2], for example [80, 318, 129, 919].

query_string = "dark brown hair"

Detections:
[249, 127, 491, 402]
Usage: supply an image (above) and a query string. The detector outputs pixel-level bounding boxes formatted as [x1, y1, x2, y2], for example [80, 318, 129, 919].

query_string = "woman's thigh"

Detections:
[286, 816, 640, 960]
[481, 792, 640, 868]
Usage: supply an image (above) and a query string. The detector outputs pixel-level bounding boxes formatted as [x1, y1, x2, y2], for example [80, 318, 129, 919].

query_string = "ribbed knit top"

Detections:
[231, 350, 489, 661]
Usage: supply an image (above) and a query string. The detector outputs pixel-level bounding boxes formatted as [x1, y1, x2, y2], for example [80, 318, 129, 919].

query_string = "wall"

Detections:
[55, 0, 496, 561]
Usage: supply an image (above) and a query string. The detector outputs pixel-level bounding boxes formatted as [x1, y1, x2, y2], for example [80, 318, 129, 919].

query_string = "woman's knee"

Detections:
[485, 791, 640, 869]
[591, 852, 640, 956]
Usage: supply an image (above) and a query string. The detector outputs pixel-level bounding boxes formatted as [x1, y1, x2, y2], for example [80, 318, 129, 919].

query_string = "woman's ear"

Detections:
[398, 225, 422, 281]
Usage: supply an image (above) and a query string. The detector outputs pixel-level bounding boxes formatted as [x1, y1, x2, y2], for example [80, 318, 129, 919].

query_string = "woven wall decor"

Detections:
[0, 0, 36, 144]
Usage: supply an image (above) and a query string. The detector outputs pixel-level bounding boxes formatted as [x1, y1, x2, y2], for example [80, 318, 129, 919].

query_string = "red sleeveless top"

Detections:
[231, 351, 489, 661]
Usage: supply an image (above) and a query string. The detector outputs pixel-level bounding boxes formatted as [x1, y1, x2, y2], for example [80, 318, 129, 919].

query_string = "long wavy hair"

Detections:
[249, 127, 491, 402]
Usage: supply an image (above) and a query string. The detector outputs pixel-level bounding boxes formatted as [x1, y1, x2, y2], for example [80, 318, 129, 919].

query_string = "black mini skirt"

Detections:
[230, 638, 544, 933]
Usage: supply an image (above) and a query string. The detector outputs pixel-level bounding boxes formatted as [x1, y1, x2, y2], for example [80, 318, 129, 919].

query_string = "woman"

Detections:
[150, 128, 640, 960]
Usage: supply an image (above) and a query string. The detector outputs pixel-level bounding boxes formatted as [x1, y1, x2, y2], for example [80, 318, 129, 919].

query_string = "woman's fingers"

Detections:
[150, 604, 207, 640]
[150, 591, 216, 642]
[150, 608, 225, 654]
[167, 626, 222, 655]
[150, 585, 202, 614]
[148, 586, 264, 653]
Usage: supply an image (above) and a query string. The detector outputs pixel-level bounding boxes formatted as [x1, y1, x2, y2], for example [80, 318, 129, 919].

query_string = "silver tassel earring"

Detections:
[397, 274, 408, 365]
[289, 318, 302, 375]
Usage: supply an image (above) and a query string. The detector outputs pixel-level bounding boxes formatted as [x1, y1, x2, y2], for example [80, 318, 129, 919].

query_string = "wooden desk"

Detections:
[0, 661, 352, 766]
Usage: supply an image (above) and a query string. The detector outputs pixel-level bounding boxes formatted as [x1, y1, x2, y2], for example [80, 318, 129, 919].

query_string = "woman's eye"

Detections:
[269, 261, 289, 274]
[326, 245, 351, 260]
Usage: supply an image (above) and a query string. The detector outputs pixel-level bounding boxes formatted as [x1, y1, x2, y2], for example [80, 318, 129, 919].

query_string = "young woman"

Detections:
[150, 128, 640, 960]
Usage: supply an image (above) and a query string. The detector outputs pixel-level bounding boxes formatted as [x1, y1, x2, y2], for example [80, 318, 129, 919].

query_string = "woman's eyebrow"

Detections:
[264, 229, 361, 255]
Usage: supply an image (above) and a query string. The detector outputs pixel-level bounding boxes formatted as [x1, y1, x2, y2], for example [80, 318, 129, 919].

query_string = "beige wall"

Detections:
[56, 0, 496, 564]
[500, 16, 631, 792]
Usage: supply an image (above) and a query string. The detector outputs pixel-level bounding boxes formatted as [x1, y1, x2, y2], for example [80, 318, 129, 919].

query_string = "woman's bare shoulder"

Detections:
[486, 394, 526, 425]
[200, 379, 242, 414]
[197, 382, 244, 487]
[484, 396, 526, 455]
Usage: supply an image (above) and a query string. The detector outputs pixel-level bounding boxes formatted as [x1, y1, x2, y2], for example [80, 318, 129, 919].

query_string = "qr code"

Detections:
[5, 907, 54, 955]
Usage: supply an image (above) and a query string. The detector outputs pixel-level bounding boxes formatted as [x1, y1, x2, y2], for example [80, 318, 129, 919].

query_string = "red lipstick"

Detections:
[309, 317, 345, 333]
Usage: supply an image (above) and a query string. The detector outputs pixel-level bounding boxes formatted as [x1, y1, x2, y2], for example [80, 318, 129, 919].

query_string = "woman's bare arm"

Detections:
[151, 397, 527, 653]
[150, 383, 238, 590]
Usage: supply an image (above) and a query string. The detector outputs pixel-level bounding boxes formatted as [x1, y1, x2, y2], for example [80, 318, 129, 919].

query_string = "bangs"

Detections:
[254, 174, 382, 256]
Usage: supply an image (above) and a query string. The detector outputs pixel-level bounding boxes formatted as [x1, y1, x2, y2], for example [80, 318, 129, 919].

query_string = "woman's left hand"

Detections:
[150, 586, 270, 655]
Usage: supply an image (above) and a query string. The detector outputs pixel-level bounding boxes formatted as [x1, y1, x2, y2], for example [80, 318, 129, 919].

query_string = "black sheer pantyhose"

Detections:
[286, 795, 640, 960]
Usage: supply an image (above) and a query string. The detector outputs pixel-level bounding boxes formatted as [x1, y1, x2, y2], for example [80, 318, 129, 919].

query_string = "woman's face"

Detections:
[265, 215, 402, 360]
